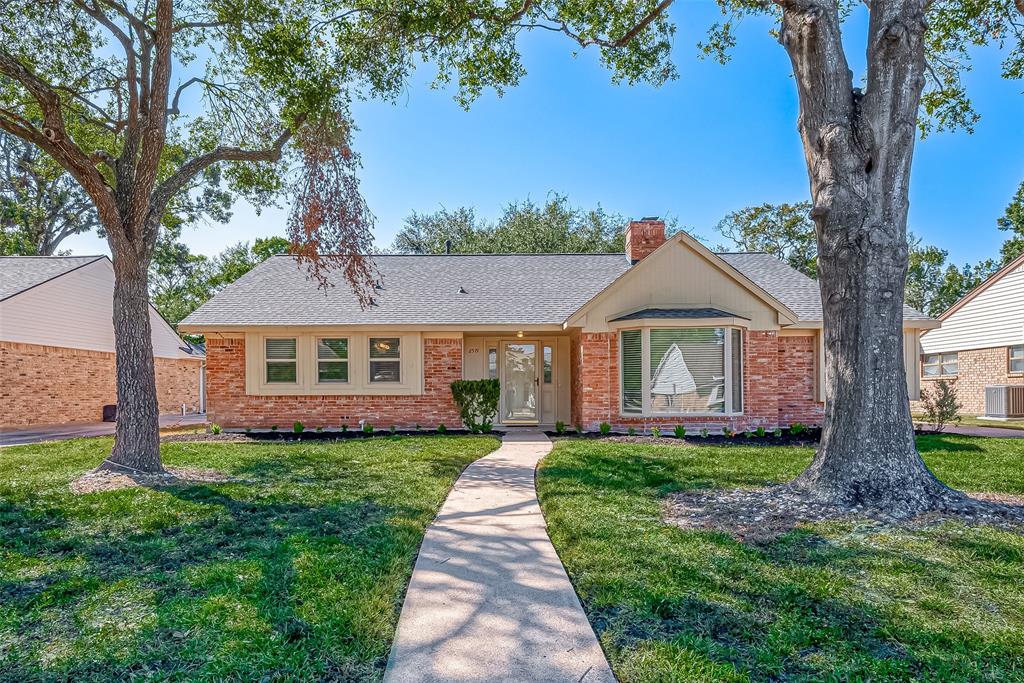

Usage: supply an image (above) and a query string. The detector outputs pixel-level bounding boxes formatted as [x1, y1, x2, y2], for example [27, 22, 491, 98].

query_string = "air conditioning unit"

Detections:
[984, 385, 1024, 418]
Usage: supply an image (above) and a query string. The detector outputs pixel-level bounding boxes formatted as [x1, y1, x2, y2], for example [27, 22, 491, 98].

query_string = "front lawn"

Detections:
[0, 435, 498, 681]
[538, 435, 1024, 682]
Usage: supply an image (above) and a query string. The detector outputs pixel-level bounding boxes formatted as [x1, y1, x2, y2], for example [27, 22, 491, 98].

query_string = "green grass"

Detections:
[0, 435, 498, 681]
[538, 435, 1024, 682]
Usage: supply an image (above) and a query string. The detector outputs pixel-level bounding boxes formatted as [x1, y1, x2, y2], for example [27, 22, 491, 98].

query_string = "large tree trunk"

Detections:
[780, 0, 959, 514]
[99, 250, 162, 473]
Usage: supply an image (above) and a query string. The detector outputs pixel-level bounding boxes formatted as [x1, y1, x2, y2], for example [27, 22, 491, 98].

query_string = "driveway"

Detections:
[0, 413, 207, 447]
[915, 423, 1024, 439]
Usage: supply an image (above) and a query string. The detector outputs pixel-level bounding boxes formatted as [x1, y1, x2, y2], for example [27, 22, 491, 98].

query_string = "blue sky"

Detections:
[63, 2, 1024, 266]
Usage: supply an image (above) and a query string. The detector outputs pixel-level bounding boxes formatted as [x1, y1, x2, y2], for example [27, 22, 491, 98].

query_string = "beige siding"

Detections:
[921, 261, 1024, 354]
[570, 239, 784, 332]
[0, 258, 195, 359]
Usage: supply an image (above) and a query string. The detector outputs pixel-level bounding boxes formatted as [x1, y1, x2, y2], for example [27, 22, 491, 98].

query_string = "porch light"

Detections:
[516, 331, 524, 338]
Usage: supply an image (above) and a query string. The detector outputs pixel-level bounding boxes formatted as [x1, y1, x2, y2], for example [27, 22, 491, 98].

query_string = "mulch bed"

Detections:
[70, 466, 236, 494]
[162, 429, 491, 444]
[664, 487, 1024, 543]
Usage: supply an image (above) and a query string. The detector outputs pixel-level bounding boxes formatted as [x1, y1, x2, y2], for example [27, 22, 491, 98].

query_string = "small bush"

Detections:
[650, 426, 661, 438]
[293, 421, 304, 434]
[575, 423, 583, 434]
[340, 424, 348, 433]
[270, 425, 278, 432]
[390, 425, 398, 435]
[922, 378, 962, 433]
[627, 426, 636, 436]
[437, 423, 447, 434]
[755, 426, 766, 437]
[789, 422, 807, 436]
[450, 379, 500, 434]
[599, 422, 612, 435]
[674, 425, 685, 438]
[700, 428, 709, 438]
[773, 428, 783, 437]
[362, 423, 374, 434]
[316, 426, 324, 433]
[244, 427, 251, 434]
[555, 421, 566, 435]
[722, 427, 732, 437]
[415, 423, 421, 431]
[209, 423, 222, 435]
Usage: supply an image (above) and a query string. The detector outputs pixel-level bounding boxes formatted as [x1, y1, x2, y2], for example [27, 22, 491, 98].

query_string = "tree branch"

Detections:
[536, 0, 675, 49]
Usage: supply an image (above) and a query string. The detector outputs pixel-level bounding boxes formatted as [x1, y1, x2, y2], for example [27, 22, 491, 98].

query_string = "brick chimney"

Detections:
[625, 217, 666, 264]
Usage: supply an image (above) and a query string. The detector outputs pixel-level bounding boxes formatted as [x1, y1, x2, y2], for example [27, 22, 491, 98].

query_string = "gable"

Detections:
[921, 256, 1024, 354]
[567, 233, 796, 332]
[0, 258, 199, 359]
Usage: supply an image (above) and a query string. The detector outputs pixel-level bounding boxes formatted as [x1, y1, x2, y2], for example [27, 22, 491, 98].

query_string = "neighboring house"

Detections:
[179, 220, 937, 432]
[0, 256, 204, 429]
[917, 252, 1024, 416]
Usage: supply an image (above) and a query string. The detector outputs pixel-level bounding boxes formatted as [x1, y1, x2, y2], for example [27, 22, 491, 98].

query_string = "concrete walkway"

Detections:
[384, 431, 615, 683]
[0, 413, 207, 447]
[914, 422, 1024, 439]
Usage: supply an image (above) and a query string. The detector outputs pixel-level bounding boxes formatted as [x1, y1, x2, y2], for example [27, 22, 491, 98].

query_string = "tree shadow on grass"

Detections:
[915, 435, 987, 453]
[0, 479, 425, 682]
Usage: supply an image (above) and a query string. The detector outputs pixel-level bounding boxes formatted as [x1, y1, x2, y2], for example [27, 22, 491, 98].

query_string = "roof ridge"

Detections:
[268, 252, 628, 258]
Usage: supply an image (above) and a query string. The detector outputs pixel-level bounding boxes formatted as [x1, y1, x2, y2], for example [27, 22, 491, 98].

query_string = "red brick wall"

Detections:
[625, 219, 666, 263]
[204, 336, 463, 429]
[913, 345, 1023, 415]
[777, 335, 825, 425]
[569, 329, 821, 432]
[0, 341, 202, 428]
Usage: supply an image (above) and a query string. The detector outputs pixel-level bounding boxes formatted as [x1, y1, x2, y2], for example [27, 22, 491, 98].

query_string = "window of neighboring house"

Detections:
[543, 345, 553, 384]
[317, 338, 349, 383]
[1010, 345, 1024, 374]
[265, 338, 297, 383]
[621, 327, 741, 415]
[369, 337, 401, 383]
[922, 352, 958, 377]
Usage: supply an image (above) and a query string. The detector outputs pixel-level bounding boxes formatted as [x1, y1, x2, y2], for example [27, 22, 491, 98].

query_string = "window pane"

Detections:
[543, 346, 553, 384]
[266, 338, 296, 360]
[1012, 346, 1024, 372]
[941, 353, 958, 375]
[1012, 359, 1024, 373]
[318, 338, 348, 359]
[923, 363, 939, 376]
[318, 361, 348, 383]
[731, 328, 743, 413]
[370, 337, 400, 359]
[650, 328, 725, 414]
[488, 348, 497, 380]
[370, 360, 401, 383]
[266, 362, 296, 383]
[621, 330, 642, 413]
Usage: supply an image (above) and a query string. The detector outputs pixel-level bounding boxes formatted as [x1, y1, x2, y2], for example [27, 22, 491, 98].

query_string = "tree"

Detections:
[997, 180, 1024, 264]
[716, 201, 817, 276]
[391, 194, 627, 254]
[0, 131, 98, 254]
[905, 241, 998, 316]
[1, 1, 674, 473]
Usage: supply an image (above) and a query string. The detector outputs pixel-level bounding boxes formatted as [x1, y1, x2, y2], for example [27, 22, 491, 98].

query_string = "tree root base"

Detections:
[71, 466, 235, 494]
[664, 485, 1024, 543]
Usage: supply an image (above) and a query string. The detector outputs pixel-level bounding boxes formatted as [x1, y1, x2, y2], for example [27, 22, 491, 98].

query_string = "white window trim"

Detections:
[265, 337, 299, 385]
[1010, 344, 1024, 375]
[619, 326, 743, 418]
[922, 352, 958, 378]
[369, 336, 403, 384]
[316, 336, 350, 385]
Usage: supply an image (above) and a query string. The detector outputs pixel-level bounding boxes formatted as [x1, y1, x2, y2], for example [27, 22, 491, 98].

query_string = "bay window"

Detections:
[621, 327, 742, 415]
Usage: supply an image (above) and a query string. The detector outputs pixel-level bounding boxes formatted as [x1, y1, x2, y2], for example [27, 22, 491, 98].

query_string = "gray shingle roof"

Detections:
[717, 252, 931, 321]
[610, 307, 748, 322]
[0, 256, 104, 301]
[181, 254, 632, 326]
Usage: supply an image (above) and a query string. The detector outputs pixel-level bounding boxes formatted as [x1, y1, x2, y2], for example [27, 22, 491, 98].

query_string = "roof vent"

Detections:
[457, 286, 467, 294]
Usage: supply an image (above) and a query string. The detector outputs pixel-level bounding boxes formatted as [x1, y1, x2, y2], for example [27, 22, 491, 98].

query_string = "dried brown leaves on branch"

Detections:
[288, 115, 378, 306]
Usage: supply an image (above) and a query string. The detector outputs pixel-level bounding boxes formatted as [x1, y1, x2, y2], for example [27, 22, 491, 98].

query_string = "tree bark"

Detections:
[780, 0, 958, 514]
[99, 247, 162, 473]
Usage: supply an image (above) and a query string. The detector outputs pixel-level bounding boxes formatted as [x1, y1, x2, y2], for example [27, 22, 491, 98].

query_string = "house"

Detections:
[0, 256, 204, 429]
[178, 219, 937, 432]
[916, 251, 1024, 416]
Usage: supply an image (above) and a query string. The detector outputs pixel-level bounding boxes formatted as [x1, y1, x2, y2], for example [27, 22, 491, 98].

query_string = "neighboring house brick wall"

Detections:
[569, 329, 819, 433]
[912, 345, 1023, 416]
[0, 341, 202, 428]
[204, 336, 463, 429]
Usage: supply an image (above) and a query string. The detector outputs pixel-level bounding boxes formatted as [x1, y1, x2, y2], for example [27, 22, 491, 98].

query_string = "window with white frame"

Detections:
[620, 327, 742, 415]
[922, 352, 958, 377]
[265, 338, 297, 383]
[317, 338, 349, 383]
[1010, 345, 1024, 374]
[369, 337, 401, 383]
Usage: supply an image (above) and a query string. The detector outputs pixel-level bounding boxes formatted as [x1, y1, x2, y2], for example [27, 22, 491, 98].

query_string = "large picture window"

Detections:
[620, 327, 742, 415]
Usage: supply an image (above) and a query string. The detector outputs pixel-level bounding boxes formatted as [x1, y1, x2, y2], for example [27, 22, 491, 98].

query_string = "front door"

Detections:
[501, 341, 539, 424]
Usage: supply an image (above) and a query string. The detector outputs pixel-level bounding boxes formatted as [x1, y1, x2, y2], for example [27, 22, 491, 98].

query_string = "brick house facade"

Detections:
[913, 346, 1023, 416]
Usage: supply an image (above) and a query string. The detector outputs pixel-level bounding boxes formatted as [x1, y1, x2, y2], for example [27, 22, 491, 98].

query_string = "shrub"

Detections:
[674, 425, 685, 438]
[437, 423, 447, 434]
[789, 422, 807, 436]
[315, 426, 324, 433]
[390, 425, 398, 435]
[340, 424, 348, 433]
[599, 422, 612, 435]
[722, 427, 732, 438]
[362, 423, 374, 434]
[244, 427, 251, 434]
[773, 428, 783, 437]
[555, 421, 566, 435]
[575, 423, 583, 434]
[209, 423, 222, 435]
[922, 378, 963, 433]
[755, 426, 766, 437]
[627, 426, 636, 436]
[450, 379, 500, 434]
[293, 421, 304, 434]
[651, 426, 661, 438]
[700, 428, 709, 438]
[270, 425, 278, 432]
[415, 423, 421, 431]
